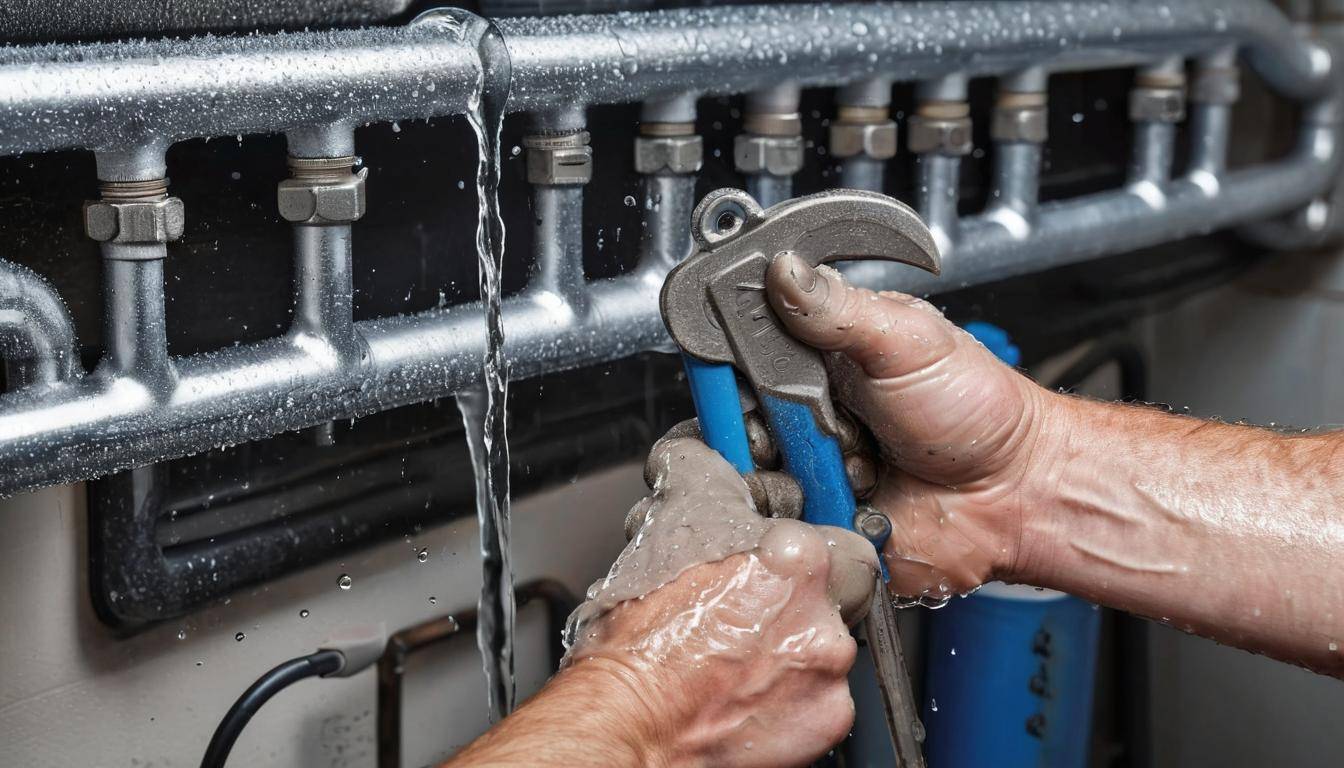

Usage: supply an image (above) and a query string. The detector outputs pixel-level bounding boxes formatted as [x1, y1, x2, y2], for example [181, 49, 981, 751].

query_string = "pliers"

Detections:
[659, 187, 942, 766]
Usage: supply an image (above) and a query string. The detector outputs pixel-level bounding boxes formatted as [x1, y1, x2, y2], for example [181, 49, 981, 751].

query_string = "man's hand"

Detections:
[763, 252, 1344, 679]
[765, 252, 1055, 603]
[446, 438, 879, 768]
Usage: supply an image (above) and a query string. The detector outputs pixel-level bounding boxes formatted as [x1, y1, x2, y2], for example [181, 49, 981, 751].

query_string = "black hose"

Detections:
[200, 649, 344, 768]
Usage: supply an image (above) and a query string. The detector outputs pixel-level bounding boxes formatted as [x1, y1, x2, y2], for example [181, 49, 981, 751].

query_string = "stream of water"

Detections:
[425, 8, 515, 724]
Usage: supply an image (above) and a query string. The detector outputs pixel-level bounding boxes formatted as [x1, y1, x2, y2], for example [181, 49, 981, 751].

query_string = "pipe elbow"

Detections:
[0, 259, 81, 388]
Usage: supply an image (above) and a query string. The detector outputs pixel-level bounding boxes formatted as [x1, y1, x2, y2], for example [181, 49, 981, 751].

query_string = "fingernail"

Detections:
[782, 252, 818, 293]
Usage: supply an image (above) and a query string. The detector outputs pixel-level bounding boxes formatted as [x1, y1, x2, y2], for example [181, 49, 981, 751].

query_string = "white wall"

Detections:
[0, 463, 642, 767]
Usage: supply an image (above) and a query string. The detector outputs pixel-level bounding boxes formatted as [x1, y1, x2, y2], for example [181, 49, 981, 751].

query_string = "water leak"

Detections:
[421, 6, 516, 724]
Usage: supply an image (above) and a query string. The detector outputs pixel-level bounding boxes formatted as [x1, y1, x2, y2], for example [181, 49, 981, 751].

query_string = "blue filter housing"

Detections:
[921, 323, 1101, 767]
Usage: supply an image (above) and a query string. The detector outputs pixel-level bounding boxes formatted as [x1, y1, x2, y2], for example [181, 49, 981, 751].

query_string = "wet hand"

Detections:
[764, 252, 1057, 603]
[564, 438, 879, 768]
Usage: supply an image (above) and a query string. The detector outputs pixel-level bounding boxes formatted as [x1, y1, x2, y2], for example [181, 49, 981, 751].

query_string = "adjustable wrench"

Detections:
[659, 187, 941, 766]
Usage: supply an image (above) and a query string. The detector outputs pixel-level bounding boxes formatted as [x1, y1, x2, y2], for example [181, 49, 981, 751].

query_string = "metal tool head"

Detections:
[661, 188, 941, 436]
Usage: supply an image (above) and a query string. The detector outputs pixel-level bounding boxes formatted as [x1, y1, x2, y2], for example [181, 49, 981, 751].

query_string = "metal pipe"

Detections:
[1188, 48, 1239, 178]
[636, 174, 697, 274]
[0, 1, 1327, 159]
[1128, 58, 1186, 185]
[835, 78, 894, 192]
[911, 76, 971, 253]
[0, 260, 80, 388]
[99, 254, 172, 388]
[524, 126, 592, 312]
[291, 225, 359, 354]
[739, 82, 803, 207]
[531, 186, 588, 310]
[1, 114, 1336, 495]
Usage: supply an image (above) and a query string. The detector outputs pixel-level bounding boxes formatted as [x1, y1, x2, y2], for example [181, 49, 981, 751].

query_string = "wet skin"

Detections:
[445, 252, 1343, 767]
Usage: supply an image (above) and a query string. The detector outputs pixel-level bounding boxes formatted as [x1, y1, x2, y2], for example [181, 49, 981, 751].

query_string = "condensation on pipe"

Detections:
[0, 260, 80, 388]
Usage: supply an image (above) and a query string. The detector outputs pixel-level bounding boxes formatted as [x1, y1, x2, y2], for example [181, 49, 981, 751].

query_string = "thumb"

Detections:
[765, 252, 959, 381]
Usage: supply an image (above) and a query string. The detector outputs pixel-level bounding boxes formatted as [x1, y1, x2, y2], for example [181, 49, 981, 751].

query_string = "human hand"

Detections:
[562, 437, 879, 768]
[763, 252, 1059, 603]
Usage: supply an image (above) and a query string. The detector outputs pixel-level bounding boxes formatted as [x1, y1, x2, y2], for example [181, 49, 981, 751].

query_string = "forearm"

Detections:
[1017, 394, 1344, 676]
[442, 659, 667, 768]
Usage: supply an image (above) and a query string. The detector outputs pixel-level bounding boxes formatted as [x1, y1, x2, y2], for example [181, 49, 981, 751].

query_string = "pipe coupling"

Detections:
[524, 131, 593, 185]
[830, 107, 897, 160]
[992, 92, 1048, 143]
[277, 157, 368, 225]
[1190, 65, 1240, 104]
[1129, 87, 1186, 122]
[734, 134, 804, 176]
[634, 133, 703, 174]
[908, 102, 973, 155]
[84, 179, 184, 245]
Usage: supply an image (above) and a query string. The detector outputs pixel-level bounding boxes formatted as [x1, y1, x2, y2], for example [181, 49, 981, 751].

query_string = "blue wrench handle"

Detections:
[757, 394, 857, 530]
[680, 355, 755, 474]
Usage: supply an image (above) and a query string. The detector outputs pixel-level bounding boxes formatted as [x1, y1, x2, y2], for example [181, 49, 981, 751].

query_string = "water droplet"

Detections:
[177, 629, 187, 640]
[510, 145, 521, 157]
[338, 574, 353, 590]
[1071, 112, 1084, 124]
[950, 647, 957, 656]
[623, 195, 636, 207]
[852, 21, 869, 35]
[931, 698, 939, 712]
[417, 548, 429, 562]
[299, 609, 310, 619]
[1331, 641, 1339, 652]
[235, 632, 245, 642]
[428, 596, 437, 605]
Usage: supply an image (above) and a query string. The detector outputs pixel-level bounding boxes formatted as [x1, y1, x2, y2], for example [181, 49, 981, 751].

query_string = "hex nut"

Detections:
[277, 168, 368, 224]
[634, 135, 703, 174]
[1190, 67, 1240, 104]
[829, 120, 898, 160]
[1129, 87, 1186, 122]
[991, 105, 1048, 143]
[524, 132, 593, 185]
[83, 197, 185, 243]
[734, 134, 804, 176]
[906, 115, 973, 155]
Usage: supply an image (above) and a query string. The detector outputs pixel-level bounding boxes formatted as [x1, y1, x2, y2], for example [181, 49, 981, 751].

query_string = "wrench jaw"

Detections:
[662, 187, 944, 437]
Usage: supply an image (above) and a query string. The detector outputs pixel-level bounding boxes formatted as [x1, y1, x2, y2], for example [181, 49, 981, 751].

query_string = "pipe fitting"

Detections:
[908, 102, 973, 155]
[277, 157, 368, 225]
[83, 179, 185, 246]
[1129, 86, 1187, 122]
[634, 130, 703, 174]
[734, 134, 804, 176]
[1130, 65, 1187, 122]
[524, 131, 592, 185]
[992, 92, 1048, 143]
[829, 107, 897, 160]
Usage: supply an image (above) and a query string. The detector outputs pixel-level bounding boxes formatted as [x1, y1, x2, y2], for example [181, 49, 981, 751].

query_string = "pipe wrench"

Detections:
[659, 187, 941, 765]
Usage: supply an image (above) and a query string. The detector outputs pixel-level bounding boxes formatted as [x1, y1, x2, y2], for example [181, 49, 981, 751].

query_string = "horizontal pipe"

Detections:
[0, 260, 80, 388]
[0, 1, 1328, 156]
[0, 117, 1336, 495]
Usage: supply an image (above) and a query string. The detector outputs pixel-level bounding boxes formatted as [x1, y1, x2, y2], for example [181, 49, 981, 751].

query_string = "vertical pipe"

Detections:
[1127, 58, 1187, 186]
[90, 148, 179, 390]
[283, 125, 363, 361]
[910, 75, 971, 254]
[834, 78, 895, 193]
[523, 122, 592, 312]
[737, 82, 803, 207]
[1188, 47, 1239, 179]
[532, 185, 587, 307]
[101, 255, 171, 382]
[990, 68, 1048, 221]
[291, 225, 356, 346]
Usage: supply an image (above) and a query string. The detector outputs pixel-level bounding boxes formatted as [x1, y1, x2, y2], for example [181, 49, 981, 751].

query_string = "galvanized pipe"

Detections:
[291, 225, 360, 356]
[3, 2, 1323, 157]
[912, 76, 971, 254]
[0, 0, 1336, 495]
[0, 260, 79, 388]
[1, 116, 1336, 495]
